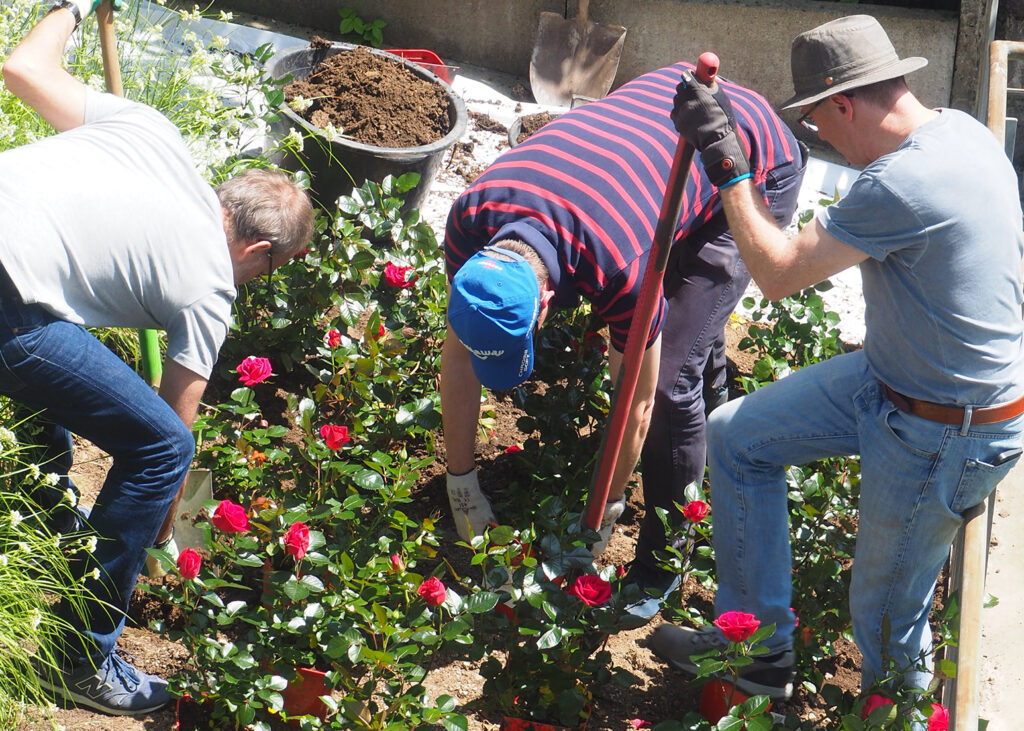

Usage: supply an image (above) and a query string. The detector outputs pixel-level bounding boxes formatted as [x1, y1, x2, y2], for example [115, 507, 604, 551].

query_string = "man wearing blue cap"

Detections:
[440, 61, 805, 620]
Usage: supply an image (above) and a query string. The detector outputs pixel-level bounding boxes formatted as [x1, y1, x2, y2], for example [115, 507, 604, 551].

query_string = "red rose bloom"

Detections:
[320, 424, 350, 450]
[211, 500, 250, 533]
[376, 324, 386, 339]
[390, 553, 405, 572]
[176, 548, 201, 579]
[567, 574, 612, 606]
[713, 611, 760, 642]
[928, 704, 949, 731]
[383, 262, 417, 289]
[236, 356, 272, 386]
[418, 576, 447, 606]
[681, 499, 709, 522]
[284, 522, 310, 560]
[861, 694, 894, 720]
[325, 329, 342, 348]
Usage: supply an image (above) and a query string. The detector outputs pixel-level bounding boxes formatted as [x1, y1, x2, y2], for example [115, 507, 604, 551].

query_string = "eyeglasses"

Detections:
[797, 99, 825, 133]
[265, 248, 274, 287]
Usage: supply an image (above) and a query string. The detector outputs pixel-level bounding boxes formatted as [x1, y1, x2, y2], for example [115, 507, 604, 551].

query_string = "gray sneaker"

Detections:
[39, 651, 170, 715]
[648, 624, 795, 700]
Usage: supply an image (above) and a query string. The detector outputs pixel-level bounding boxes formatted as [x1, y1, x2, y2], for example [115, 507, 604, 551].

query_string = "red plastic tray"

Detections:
[385, 48, 458, 84]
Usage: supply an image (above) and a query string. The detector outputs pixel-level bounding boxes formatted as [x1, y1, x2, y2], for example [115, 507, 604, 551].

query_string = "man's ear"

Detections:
[239, 239, 272, 257]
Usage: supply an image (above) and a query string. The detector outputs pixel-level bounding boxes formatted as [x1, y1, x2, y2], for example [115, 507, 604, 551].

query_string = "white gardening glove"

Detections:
[588, 497, 626, 557]
[446, 468, 496, 543]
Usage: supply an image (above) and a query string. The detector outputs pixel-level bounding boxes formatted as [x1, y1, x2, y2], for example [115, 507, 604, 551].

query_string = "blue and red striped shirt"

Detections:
[445, 62, 799, 351]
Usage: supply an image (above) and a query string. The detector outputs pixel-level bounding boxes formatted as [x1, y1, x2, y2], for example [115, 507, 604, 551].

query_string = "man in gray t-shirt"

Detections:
[650, 15, 1024, 702]
[0, 1, 312, 715]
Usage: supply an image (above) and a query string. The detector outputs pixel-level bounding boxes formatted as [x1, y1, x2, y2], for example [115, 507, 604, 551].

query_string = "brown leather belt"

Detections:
[883, 384, 1024, 426]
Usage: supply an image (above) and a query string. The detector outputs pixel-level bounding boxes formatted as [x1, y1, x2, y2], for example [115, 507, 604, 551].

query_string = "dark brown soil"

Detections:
[284, 40, 452, 147]
[515, 112, 559, 145]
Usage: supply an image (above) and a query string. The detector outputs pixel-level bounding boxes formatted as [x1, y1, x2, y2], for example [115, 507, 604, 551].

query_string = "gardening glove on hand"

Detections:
[446, 468, 496, 543]
[671, 70, 751, 189]
[65, 0, 123, 23]
[588, 497, 626, 557]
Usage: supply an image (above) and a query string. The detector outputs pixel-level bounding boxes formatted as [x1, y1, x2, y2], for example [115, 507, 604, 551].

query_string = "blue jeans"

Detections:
[637, 150, 807, 567]
[706, 349, 1024, 690]
[0, 284, 194, 667]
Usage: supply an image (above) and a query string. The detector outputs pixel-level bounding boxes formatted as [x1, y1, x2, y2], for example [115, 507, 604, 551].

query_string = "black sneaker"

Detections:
[38, 650, 170, 715]
[648, 624, 795, 700]
[619, 561, 681, 626]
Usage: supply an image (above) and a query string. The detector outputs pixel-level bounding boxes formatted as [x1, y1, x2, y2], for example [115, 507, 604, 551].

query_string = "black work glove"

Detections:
[671, 70, 751, 189]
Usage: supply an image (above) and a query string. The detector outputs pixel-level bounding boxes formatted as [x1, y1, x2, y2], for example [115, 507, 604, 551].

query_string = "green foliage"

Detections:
[337, 7, 386, 48]
[0, 427, 95, 729]
[470, 498, 641, 726]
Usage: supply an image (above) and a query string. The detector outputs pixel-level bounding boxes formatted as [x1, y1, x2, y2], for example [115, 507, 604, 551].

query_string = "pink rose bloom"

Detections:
[176, 548, 201, 580]
[418, 576, 447, 606]
[861, 694, 894, 720]
[284, 522, 310, 560]
[681, 499, 709, 522]
[567, 574, 612, 606]
[713, 611, 760, 642]
[211, 500, 250, 533]
[928, 704, 949, 731]
[504, 444, 522, 454]
[236, 356, 272, 386]
[320, 424, 351, 450]
[383, 262, 417, 289]
[325, 329, 342, 348]
[630, 720, 651, 729]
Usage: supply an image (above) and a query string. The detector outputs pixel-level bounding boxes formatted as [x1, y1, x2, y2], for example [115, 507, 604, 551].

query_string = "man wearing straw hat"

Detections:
[650, 14, 1024, 700]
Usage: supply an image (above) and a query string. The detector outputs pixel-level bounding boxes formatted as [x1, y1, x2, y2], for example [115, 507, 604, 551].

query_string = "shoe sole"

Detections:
[653, 643, 794, 701]
[38, 678, 170, 716]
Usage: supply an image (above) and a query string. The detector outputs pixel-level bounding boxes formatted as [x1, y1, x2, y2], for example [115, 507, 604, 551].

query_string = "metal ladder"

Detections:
[943, 38, 1024, 731]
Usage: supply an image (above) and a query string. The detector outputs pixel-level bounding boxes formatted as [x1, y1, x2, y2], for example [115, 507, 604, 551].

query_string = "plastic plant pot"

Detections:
[266, 42, 468, 211]
[281, 666, 331, 724]
[699, 679, 771, 723]
[384, 48, 459, 84]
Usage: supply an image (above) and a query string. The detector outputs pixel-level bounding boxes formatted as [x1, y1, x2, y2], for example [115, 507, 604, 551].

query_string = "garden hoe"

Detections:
[529, 0, 626, 106]
[96, 3, 213, 574]
[582, 53, 721, 547]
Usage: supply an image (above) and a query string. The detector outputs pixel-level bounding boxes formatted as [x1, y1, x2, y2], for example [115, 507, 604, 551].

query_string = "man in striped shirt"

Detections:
[441, 62, 804, 619]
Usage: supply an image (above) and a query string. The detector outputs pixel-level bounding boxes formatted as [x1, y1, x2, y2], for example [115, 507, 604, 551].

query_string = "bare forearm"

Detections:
[607, 335, 661, 501]
[2, 9, 87, 131]
[440, 330, 482, 475]
[719, 180, 796, 300]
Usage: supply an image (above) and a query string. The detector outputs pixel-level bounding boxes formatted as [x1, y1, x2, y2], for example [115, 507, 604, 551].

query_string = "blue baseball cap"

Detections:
[448, 247, 540, 390]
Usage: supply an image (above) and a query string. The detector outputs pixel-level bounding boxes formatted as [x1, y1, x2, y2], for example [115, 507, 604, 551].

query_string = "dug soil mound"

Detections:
[284, 40, 452, 147]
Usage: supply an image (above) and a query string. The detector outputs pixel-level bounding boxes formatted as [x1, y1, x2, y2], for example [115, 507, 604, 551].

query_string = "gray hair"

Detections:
[216, 168, 314, 258]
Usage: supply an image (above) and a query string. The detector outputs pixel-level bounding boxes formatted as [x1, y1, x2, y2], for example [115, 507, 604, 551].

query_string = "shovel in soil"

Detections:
[529, 0, 626, 106]
[582, 53, 721, 545]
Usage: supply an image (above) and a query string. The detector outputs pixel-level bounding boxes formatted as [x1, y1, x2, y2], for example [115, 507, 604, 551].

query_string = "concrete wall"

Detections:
[214, 0, 958, 130]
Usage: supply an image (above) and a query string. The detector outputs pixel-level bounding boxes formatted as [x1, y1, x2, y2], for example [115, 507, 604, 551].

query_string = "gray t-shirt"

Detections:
[0, 90, 235, 379]
[820, 109, 1024, 406]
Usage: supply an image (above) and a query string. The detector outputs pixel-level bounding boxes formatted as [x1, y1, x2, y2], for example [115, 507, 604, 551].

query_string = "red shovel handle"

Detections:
[583, 53, 720, 534]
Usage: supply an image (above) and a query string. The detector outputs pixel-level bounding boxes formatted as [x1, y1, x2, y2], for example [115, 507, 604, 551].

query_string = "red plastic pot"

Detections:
[281, 666, 331, 725]
[175, 668, 331, 729]
[699, 680, 771, 724]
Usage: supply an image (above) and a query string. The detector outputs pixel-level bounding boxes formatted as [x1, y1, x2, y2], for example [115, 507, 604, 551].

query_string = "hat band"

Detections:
[792, 52, 900, 95]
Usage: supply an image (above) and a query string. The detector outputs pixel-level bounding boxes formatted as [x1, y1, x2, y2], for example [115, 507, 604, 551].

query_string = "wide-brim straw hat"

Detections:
[781, 14, 928, 109]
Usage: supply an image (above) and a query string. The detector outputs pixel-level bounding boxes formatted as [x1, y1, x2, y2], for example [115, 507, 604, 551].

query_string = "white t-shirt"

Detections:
[0, 90, 235, 379]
